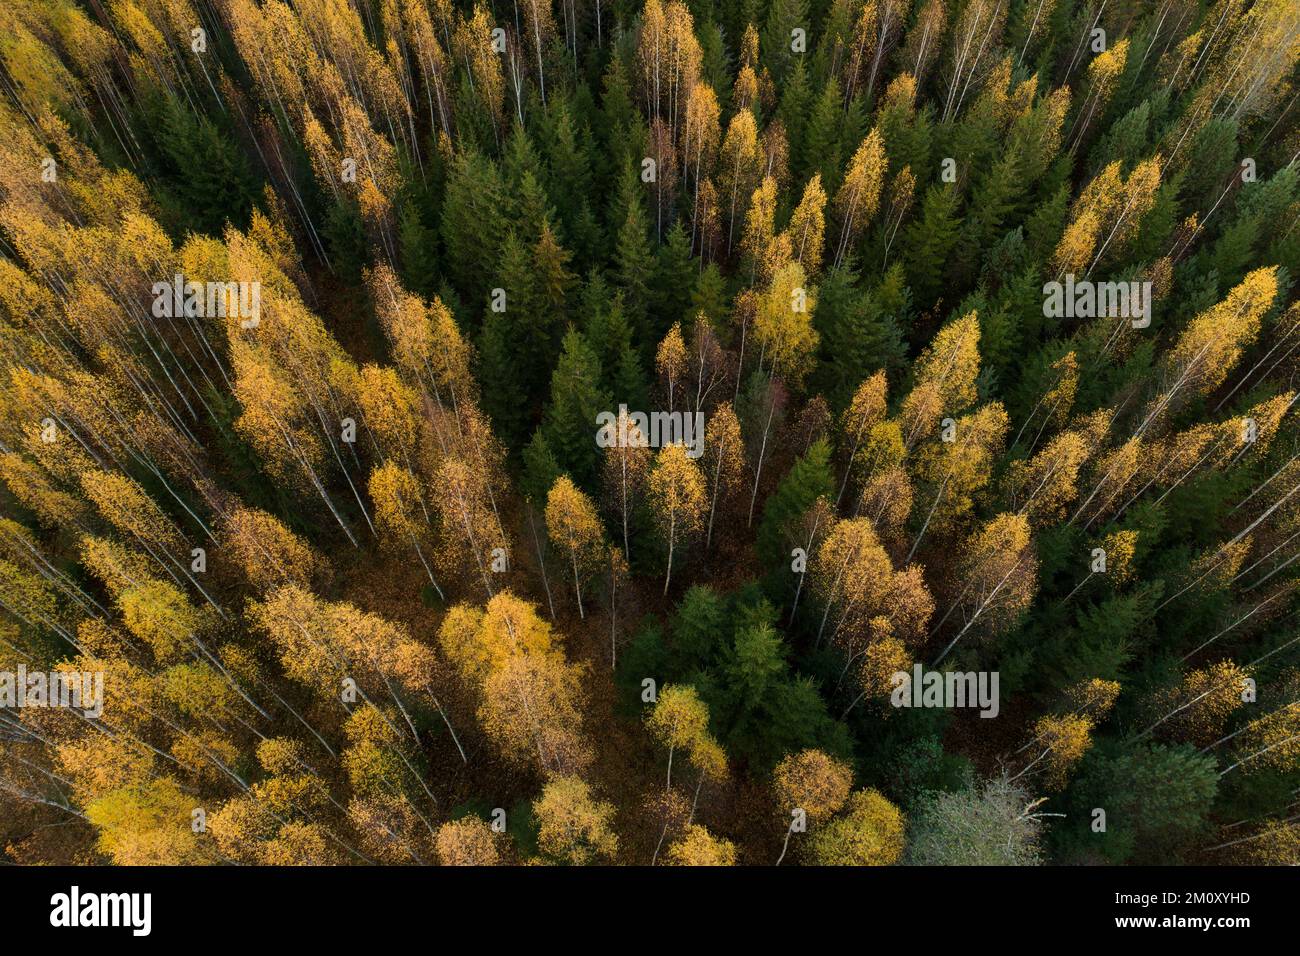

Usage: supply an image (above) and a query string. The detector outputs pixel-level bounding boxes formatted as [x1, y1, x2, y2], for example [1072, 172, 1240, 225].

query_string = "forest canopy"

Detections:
[0, 0, 1299, 867]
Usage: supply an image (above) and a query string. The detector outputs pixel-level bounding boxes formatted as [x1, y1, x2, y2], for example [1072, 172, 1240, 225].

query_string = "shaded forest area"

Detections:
[1, 0, 1299, 866]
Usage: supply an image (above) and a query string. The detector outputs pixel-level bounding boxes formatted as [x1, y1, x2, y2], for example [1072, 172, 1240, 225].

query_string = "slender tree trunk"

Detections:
[663, 511, 677, 594]
[570, 546, 584, 618]
[775, 820, 796, 865]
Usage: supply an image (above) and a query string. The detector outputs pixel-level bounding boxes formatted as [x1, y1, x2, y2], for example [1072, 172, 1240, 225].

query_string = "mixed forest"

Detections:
[1, 0, 1300, 866]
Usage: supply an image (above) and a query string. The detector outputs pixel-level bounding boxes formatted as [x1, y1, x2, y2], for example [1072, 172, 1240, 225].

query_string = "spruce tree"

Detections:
[613, 162, 656, 348]
[543, 327, 613, 490]
[650, 222, 696, 343]
[762, 0, 810, 83]
[901, 183, 962, 310]
[813, 261, 905, 409]
[441, 150, 509, 306]
[756, 438, 834, 571]
[583, 274, 649, 409]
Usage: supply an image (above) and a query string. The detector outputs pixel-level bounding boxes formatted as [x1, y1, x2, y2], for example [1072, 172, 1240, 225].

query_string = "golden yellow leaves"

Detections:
[651, 447, 707, 588]
[683, 80, 721, 176]
[369, 460, 435, 569]
[813, 517, 932, 650]
[913, 401, 1009, 534]
[439, 591, 592, 776]
[1022, 714, 1093, 790]
[1098, 530, 1138, 585]
[719, 108, 763, 249]
[701, 401, 747, 548]
[740, 175, 786, 283]
[655, 322, 689, 412]
[1003, 427, 1090, 525]
[772, 748, 853, 821]
[1075, 38, 1130, 140]
[832, 129, 887, 266]
[221, 506, 318, 592]
[806, 788, 906, 865]
[1066, 677, 1122, 720]
[439, 593, 544, 684]
[753, 262, 819, 388]
[0, 452, 88, 531]
[1149, 661, 1252, 747]
[250, 585, 429, 713]
[54, 733, 156, 807]
[342, 705, 407, 799]
[1229, 698, 1300, 774]
[118, 579, 203, 663]
[902, 309, 981, 445]
[664, 824, 737, 865]
[0, 20, 81, 115]
[434, 817, 501, 865]
[1012, 678, 1120, 791]
[645, 684, 727, 787]
[770, 737, 900, 871]
[636, 0, 702, 133]
[842, 373, 890, 451]
[429, 454, 508, 596]
[788, 174, 829, 277]
[533, 775, 619, 865]
[1053, 157, 1162, 277]
[84, 778, 214, 865]
[933, 512, 1038, 662]
[1144, 267, 1278, 429]
[860, 633, 911, 698]
[544, 476, 605, 618]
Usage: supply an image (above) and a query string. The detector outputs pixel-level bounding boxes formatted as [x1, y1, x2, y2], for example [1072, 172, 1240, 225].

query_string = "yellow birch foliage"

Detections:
[648, 443, 707, 590]
[370, 461, 435, 561]
[0, 452, 90, 530]
[430, 454, 507, 592]
[645, 684, 727, 785]
[602, 407, 652, 557]
[718, 109, 763, 248]
[1098, 530, 1139, 585]
[1144, 267, 1278, 428]
[435, 817, 501, 865]
[952, 512, 1038, 641]
[1151, 661, 1252, 747]
[544, 476, 606, 616]
[785, 173, 828, 276]
[438, 591, 591, 776]
[655, 322, 689, 412]
[80, 469, 186, 564]
[1025, 713, 1094, 789]
[84, 777, 214, 865]
[1231, 701, 1300, 773]
[740, 176, 785, 282]
[664, 825, 737, 865]
[833, 130, 887, 254]
[806, 788, 906, 865]
[1003, 427, 1092, 524]
[912, 402, 1009, 533]
[813, 518, 933, 656]
[900, 310, 981, 446]
[533, 775, 619, 864]
[221, 506, 319, 591]
[118, 578, 205, 663]
[772, 749, 853, 820]
[754, 262, 819, 387]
